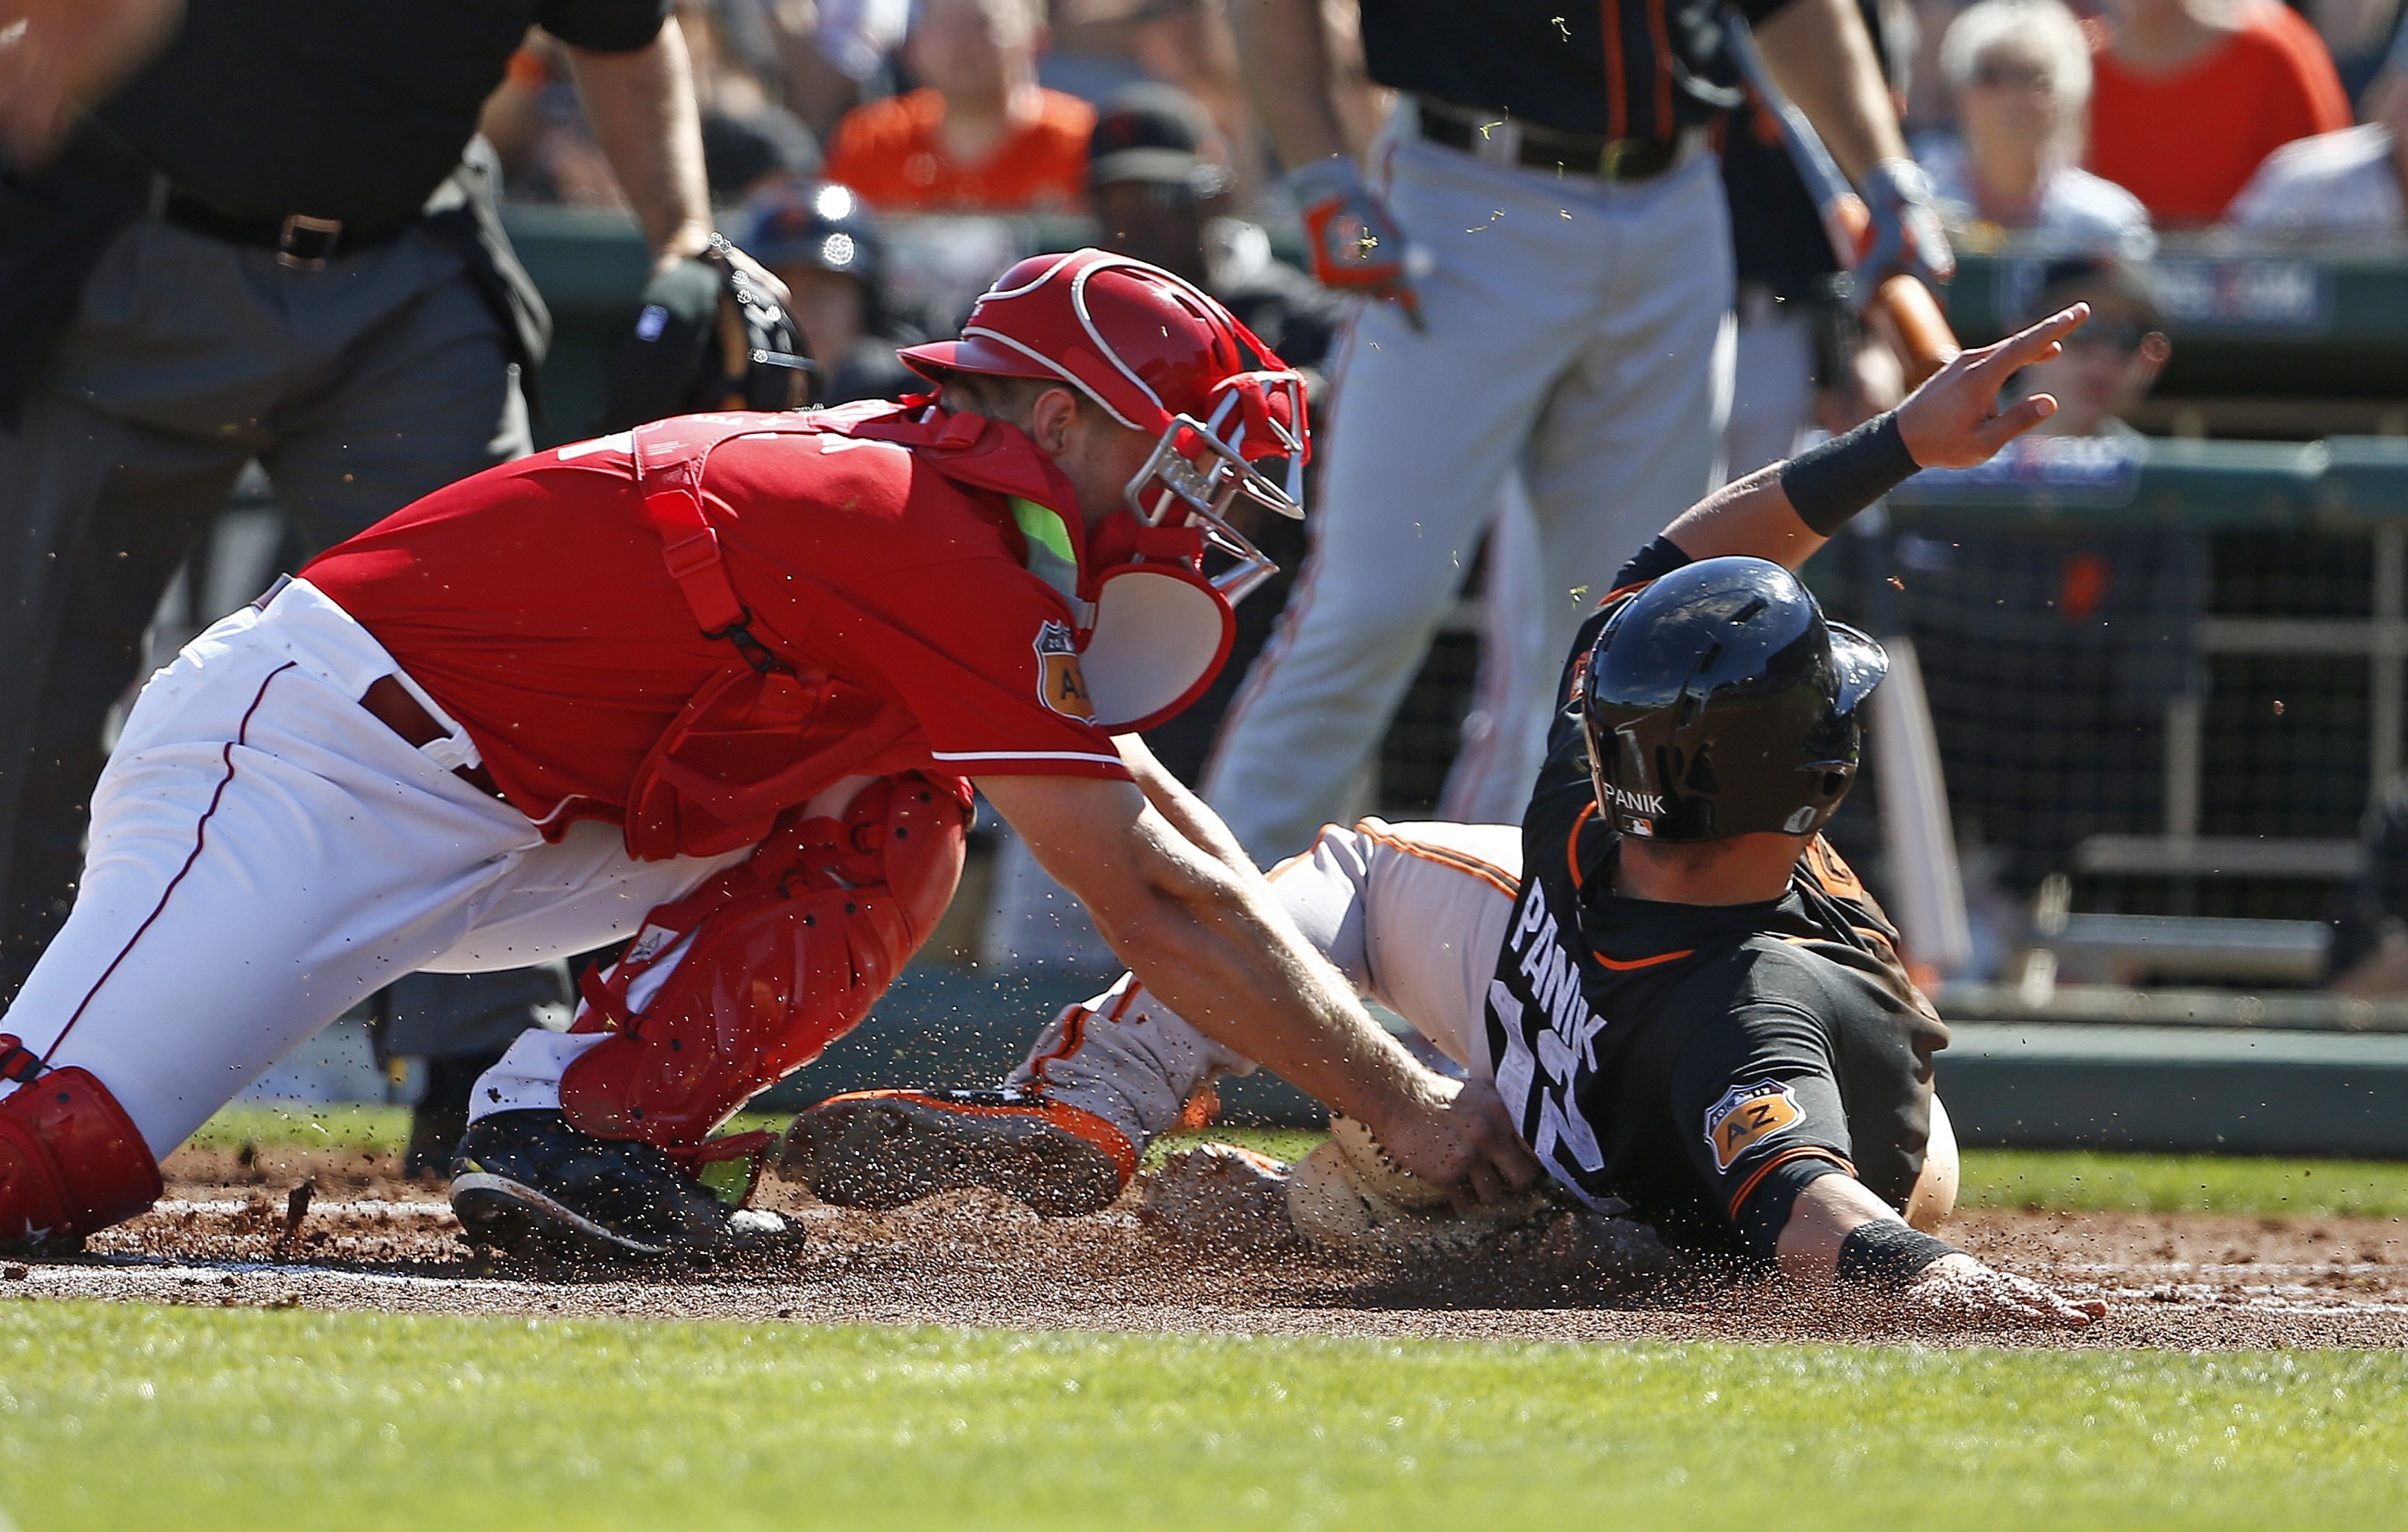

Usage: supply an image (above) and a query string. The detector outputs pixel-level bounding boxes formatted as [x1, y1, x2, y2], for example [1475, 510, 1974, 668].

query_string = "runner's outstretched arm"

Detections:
[1778, 1173, 2107, 1327]
[1657, 305, 2089, 572]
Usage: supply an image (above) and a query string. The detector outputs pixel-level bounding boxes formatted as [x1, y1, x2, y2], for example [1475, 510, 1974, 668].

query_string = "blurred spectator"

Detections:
[1917, 0, 2156, 259]
[823, 0, 1095, 212]
[479, 36, 638, 205]
[2014, 257, 2172, 438]
[2229, 31, 2408, 233]
[1042, 0, 1160, 104]
[740, 179, 921, 400]
[766, 0, 912, 138]
[1046, 0, 1280, 207]
[2302, 0, 2407, 103]
[683, 0, 823, 201]
[486, 3, 820, 205]
[2085, 0, 2352, 226]
[1086, 85, 1337, 360]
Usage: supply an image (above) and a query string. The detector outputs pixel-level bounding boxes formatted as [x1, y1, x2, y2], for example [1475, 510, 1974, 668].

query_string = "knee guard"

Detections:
[0, 1053, 164, 1251]
[561, 773, 967, 1152]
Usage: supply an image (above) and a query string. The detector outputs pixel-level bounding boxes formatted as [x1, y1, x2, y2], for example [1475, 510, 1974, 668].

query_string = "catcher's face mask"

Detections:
[1121, 368, 1309, 606]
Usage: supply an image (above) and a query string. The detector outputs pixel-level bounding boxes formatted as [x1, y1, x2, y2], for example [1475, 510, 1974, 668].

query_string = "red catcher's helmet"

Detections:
[899, 248, 1309, 603]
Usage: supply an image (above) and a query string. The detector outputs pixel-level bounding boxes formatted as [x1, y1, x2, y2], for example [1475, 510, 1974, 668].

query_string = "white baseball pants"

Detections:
[0, 583, 744, 1158]
[1204, 109, 1735, 864]
[1726, 292, 1818, 479]
[1007, 818, 1522, 1152]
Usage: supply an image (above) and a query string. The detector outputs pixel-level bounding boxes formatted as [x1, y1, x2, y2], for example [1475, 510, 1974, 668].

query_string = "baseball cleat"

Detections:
[449, 1109, 784, 1259]
[775, 1088, 1136, 1217]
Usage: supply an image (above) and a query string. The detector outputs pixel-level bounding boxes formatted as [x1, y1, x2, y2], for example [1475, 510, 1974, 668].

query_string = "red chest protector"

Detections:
[622, 404, 1235, 862]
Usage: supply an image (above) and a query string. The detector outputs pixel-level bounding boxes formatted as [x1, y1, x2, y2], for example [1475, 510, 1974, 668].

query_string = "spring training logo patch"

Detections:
[1033, 620, 1094, 720]
[1702, 1079, 1803, 1172]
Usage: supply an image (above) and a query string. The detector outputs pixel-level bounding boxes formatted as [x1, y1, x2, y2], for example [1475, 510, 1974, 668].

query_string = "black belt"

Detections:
[159, 190, 420, 270]
[1415, 101, 1692, 182]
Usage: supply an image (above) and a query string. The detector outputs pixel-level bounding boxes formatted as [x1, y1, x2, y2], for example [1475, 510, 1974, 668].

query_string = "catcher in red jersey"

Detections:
[0, 248, 1539, 1258]
[784, 305, 2110, 1327]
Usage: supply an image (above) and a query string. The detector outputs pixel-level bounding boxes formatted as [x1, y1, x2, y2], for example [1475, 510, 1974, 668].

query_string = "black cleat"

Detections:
[449, 1109, 784, 1259]
[775, 1089, 1132, 1217]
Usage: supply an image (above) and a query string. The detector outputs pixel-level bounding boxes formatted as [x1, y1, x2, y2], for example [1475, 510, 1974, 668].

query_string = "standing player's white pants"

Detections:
[1437, 476, 1553, 828]
[1203, 107, 1735, 865]
[1726, 290, 1818, 479]
[0, 583, 744, 1158]
[1006, 819, 1522, 1152]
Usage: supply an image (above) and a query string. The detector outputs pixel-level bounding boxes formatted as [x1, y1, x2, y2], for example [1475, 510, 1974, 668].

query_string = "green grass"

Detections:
[1957, 1150, 2408, 1220]
[184, 1102, 412, 1156]
[1148, 1125, 1326, 1167]
[192, 1106, 2408, 1220]
[1, 1301, 2402, 1531]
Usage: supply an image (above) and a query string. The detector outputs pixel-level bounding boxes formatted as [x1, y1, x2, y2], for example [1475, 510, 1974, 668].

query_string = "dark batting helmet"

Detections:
[1580, 557, 1888, 841]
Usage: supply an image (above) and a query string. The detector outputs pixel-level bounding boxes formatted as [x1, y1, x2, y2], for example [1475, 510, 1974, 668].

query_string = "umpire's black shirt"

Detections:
[1359, 0, 1798, 141]
[96, 0, 667, 225]
[1485, 537, 1947, 1266]
[0, 0, 669, 420]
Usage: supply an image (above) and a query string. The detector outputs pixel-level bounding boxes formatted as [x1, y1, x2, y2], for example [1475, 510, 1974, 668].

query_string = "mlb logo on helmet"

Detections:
[1033, 620, 1094, 720]
[1702, 1079, 1803, 1171]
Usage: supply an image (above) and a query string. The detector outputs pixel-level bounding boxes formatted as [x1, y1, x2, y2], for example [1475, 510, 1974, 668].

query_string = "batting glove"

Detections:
[1853, 157, 1955, 294]
[1290, 154, 1424, 330]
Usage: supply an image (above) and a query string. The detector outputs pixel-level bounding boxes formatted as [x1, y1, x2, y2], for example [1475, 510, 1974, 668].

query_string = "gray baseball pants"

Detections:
[1202, 107, 1736, 864]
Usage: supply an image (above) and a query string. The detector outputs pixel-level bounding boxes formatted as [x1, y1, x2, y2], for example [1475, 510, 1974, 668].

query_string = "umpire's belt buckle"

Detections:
[276, 214, 343, 271]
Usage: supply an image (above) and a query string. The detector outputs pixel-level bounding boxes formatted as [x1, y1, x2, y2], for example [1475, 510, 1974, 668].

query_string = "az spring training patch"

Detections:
[1033, 620, 1094, 720]
[1703, 1079, 1803, 1172]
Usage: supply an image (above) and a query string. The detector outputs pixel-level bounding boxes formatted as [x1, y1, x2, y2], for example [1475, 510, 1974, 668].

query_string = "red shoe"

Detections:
[775, 1089, 1135, 1217]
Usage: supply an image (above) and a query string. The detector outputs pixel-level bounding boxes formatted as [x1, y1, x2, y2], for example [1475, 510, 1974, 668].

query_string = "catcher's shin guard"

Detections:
[0, 1059, 164, 1251]
[560, 773, 967, 1152]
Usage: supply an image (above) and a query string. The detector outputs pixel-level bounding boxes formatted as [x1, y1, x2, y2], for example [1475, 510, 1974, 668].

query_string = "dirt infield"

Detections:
[8, 1143, 2405, 1350]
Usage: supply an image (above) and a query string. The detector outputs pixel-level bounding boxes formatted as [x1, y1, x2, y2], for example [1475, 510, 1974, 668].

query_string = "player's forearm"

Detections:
[564, 19, 715, 265]
[1088, 822, 1432, 1125]
[1771, 1170, 1898, 1279]
[1659, 463, 1829, 572]
[1750, 0, 1907, 184]
[1229, 0, 1351, 168]
[1115, 734, 1264, 878]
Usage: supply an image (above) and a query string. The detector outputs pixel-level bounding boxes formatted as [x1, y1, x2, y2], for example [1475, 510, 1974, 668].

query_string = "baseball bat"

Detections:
[1721, 15, 1959, 386]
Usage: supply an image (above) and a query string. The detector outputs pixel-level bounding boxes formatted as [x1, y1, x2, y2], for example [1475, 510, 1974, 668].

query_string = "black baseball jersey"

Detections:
[1484, 537, 1947, 1266]
[1359, 0, 1798, 142]
[93, 0, 669, 225]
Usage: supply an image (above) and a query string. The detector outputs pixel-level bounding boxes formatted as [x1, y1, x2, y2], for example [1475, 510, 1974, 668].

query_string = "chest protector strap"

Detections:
[635, 420, 811, 676]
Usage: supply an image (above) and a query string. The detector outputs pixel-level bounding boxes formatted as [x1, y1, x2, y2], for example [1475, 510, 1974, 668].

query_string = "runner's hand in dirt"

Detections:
[1895, 303, 2091, 469]
[1905, 1253, 2108, 1328]
[1364, 1075, 1542, 1207]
